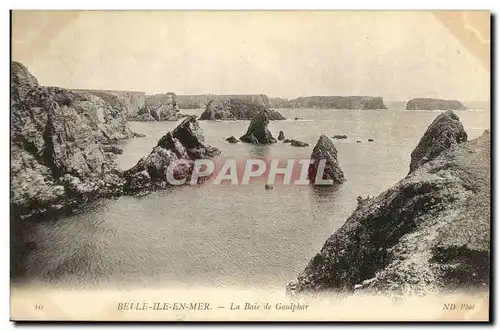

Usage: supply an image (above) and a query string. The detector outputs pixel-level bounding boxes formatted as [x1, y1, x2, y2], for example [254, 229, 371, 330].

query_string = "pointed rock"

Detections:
[409, 110, 467, 173]
[278, 131, 285, 141]
[287, 130, 490, 297]
[308, 135, 345, 185]
[240, 111, 277, 144]
[123, 116, 220, 193]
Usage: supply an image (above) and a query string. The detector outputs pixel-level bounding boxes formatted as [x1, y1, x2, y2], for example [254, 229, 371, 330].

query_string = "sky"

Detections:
[12, 10, 490, 101]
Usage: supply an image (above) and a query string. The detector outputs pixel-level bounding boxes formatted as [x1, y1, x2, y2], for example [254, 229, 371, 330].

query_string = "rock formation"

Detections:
[287, 113, 490, 296]
[287, 96, 387, 109]
[405, 98, 468, 111]
[308, 135, 345, 185]
[151, 94, 272, 109]
[200, 99, 286, 121]
[11, 61, 134, 219]
[409, 110, 468, 173]
[123, 116, 221, 193]
[278, 131, 285, 141]
[333, 135, 348, 139]
[239, 111, 277, 144]
[132, 103, 182, 121]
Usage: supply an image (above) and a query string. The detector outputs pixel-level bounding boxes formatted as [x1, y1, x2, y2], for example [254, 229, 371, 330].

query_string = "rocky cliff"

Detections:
[11, 62, 221, 219]
[200, 99, 286, 121]
[287, 96, 387, 109]
[74, 89, 146, 119]
[406, 98, 468, 111]
[269, 97, 293, 109]
[175, 95, 213, 109]
[11, 61, 135, 219]
[409, 110, 468, 173]
[287, 111, 490, 296]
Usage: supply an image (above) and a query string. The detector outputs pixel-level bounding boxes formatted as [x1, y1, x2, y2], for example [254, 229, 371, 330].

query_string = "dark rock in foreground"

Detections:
[200, 98, 286, 121]
[123, 116, 221, 193]
[287, 113, 490, 296]
[278, 131, 285, 141]
[308, 135, 345, 185]
[225, 136, 239, 144]
[409, 110, 467, 173]
[405, 98, 468, 111]
[11, 61, 135, 219]
[240, 111, 277, 145]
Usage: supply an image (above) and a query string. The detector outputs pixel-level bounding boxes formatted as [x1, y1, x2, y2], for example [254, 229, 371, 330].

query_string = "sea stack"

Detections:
[278, 131, 285, 141]
[123, 116, 221, 193]
[308, 135, 345, 185]
[409, 110, 468, 173]
[287, 113, 490, 297]
[239, 111, 277, 145]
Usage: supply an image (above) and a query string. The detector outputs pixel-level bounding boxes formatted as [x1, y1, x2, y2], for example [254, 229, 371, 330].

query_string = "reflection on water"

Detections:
[11, 109, 490, 289]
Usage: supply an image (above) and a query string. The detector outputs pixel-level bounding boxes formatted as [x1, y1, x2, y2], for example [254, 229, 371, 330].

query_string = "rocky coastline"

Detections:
[10, 61, 221, 220]
[286, 111, 490, 296]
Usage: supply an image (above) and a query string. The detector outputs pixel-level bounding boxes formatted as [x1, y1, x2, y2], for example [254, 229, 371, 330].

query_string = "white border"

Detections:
[2, 1, 497, 330]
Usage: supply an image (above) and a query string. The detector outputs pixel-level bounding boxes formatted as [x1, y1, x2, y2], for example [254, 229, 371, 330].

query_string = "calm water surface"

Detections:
[12, 108, 490, 289]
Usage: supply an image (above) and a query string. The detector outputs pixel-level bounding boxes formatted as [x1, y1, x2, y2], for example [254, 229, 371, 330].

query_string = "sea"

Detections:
[11, 108, 490, 290]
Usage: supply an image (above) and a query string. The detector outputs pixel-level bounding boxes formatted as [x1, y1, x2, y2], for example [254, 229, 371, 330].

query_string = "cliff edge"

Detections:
[286, 112, 490, 296]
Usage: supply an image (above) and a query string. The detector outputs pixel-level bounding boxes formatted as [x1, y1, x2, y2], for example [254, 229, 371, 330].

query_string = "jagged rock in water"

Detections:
[283, 139, 292, 143]
[308, 135, 345, 185]
[406, 98, 468, 111]
[225, 136, 239, 144]
[409, 110, 467, 173]
[200, 99, 286, 121]
[239, 111, 277, 145]
[368, 139, 374, 142]
[123, 116, 221, 193]
[10, 61, 133, 219]
[333, 135, 348, 139]
[278, 131, 285, 141]
[287, 114, 490, 297]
